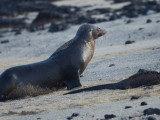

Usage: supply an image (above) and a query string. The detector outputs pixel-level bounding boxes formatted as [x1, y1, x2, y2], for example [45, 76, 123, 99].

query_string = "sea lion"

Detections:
[0, 23, 106, 101]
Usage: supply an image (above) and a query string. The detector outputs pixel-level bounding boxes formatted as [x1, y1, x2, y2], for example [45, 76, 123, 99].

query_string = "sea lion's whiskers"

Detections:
[96, 34, 107, 48]
[103, 34, 107, 41]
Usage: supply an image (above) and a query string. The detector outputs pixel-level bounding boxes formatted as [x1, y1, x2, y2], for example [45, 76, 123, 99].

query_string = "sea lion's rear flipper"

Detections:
[64, 70, 82, 90]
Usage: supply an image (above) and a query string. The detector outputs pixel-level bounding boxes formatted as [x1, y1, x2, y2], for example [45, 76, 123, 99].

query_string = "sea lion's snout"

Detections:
[97, 28, 107, 37]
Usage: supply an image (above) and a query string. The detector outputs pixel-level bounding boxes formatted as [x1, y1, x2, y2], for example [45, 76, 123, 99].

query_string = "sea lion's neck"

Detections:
[79, 40, 95, 74]
[74, 33, 92, 42]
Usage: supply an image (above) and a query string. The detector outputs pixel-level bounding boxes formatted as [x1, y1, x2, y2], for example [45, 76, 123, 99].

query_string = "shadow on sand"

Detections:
[64, 69, 160, 95]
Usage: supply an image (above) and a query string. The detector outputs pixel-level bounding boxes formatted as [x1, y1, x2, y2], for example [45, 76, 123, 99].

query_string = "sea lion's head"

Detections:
[76, 23, 106, 42]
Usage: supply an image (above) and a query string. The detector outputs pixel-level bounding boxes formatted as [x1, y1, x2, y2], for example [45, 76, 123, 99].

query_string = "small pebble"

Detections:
[156, 20, 160, 23]
[130, 96, 141, 100]
[146, 19, 152, 23]
[104, 114, 116, 119]
[129, 116, 133, 119]
[126, 19, 134, 24]
[1, 40, 9, 44]
[72, 113, 79, 117]
[125, 40, 135, 45]
[141, 101, 148, 106]
[109, 64, 115, 67]
[67, 116, 72, 120]
[67, 113, 79, 120]
[139, 28, 144, 30]
[125, 106, 132, 109]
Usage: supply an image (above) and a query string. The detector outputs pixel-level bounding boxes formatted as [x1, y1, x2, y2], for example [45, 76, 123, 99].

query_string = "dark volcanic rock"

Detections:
[109, 13, 121, 21]
[125, 40, 135, 45]
[0, 0, 81, 32]
[113, 0, 130, 3]
[30, 10, 64, 31]
[12, 28, 22, 35]
[147, 116, 157, 120]
[73, 16, 107, 24]
[57, 5, 80, 14]
[15, 30, 21, 35]
[33, 10, 63, 23]
[146, 19, 152, 23]
[130, 96, 141, 100]
[32, 5, 80, 24]
[30, 5, 81, 31]
[119, 1, 160, 19]
[139, 28, 144, 30]
[104, 114, 116, 119]
[125, 106, 132, 109]
[120, 4, 139, 18]
[156, 20, 160, 23]
[31, 4, 108, 30]
[109, 64, 115, 67]
[72, 113, 79, 117]
[49, 23, 70, 32]
[129, 116, 133, 119]
[1, 40, 9, 44]
[118, 69, 160, 90]
[141, 101, 148, 106]
[0, 17, 26, 28]
[147, 1, 157, 6]
[144, 108, 160, 115]
[126, 19, 134, 24]
[67, 113, 79, 120]
[87, 8, 112, 15]
[1, 0, 160, 33]
[16, 2, 55, 13]
[0, 0, 59, 16]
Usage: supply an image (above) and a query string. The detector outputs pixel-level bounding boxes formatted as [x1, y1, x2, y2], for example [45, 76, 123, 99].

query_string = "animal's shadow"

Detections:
[64, 69, 160, 95]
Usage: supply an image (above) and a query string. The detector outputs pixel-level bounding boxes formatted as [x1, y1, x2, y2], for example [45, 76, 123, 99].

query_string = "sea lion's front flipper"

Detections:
[64, 70, 82, 90]
[64, 79, 82, 90]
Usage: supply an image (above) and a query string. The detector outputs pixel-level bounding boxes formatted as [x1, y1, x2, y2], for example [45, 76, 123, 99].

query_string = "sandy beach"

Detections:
[0, 0, 160, 120]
